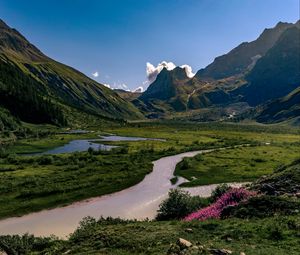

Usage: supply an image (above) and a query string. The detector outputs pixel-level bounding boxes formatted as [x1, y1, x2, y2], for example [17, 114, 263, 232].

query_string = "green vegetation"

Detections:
[1, 121, 300, 220]
[156, 189, 209, 221]
[0, 19, 143, 128]
[0, 147, 165, 219]
[175, 144, 300, 187]
[1, 208, 299, 254]
[0, 121, 300, 254]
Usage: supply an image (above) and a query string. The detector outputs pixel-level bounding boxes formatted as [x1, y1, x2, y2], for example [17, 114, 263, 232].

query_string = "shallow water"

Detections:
[0, 149, 246, 238]
[25, 135, 163, 155]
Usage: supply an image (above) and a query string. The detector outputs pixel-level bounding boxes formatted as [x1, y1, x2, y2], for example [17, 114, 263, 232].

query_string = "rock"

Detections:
[240, 252, 246, 255]
[209, 248, 233, 255]
[226, 237, 233, 242]
[177, 238, 192, 249]
[221, 249, 233, 254]
[185, 228, 193, 233]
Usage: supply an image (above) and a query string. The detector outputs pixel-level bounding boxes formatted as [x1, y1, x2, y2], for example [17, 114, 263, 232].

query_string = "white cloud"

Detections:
[133, 86, 144, 93]
[92, 71, 99, 78]
[112, 83, 130, 91]
[146, 61, 195, 84]
[103, 83, 111, 88]
[146, 61, 176, 83]
[180, 64, 195, 78]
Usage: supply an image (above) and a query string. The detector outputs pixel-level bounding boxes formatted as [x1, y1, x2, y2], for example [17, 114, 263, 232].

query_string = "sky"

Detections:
[0, 0, 299, 91]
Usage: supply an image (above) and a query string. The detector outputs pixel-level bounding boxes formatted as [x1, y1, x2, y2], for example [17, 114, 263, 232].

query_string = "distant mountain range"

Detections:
[135, 20, 300, 123]
[0, 19, 299, 127]
[0, 19, 142, 126]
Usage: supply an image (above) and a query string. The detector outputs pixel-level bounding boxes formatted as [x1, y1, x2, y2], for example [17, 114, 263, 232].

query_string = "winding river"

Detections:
[0, 148, 246, 238]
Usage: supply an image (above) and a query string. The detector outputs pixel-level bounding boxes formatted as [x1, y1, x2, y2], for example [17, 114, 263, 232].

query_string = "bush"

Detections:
[221, 195, 300, 219]
[156, 189, 209, 220]
[0, 234, 57, 254]
[211, 184, 230, 202]
[180, 158, 191, 170]
[37, 155, 53, 165]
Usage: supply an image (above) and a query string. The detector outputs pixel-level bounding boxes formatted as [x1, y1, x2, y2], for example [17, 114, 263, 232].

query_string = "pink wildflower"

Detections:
[184, 188, 256, 221]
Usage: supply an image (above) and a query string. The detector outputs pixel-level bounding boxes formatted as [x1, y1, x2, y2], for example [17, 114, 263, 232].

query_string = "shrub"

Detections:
[211, 184, 230, 202]
[156, 189, 209, 220]
[170, 176, 178, 185]
[37, 155, 53, 165]
[221, 195, 300, 219]
[180, 158, 190, 170]
[0, 234, 56, 254]
[87, 147, 95, 154]
[184, 188, 256, 221]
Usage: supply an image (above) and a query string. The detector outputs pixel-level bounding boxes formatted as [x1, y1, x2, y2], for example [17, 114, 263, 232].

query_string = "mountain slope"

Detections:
[0, 19, 143, 125]
[196, 21, 296, 79]
[255, 87, 300, 124]
[139, 67, 198, 112]
[137, 20, 299, 122]
[233, 26, 300, 106]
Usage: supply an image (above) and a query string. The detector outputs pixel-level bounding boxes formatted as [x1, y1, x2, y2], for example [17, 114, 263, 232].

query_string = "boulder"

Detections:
[177, 238, 192, 249]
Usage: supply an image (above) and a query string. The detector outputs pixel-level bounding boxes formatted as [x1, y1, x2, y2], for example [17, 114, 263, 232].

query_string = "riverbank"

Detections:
[0, 150, 245, 237]
[1, 122, 299, 236]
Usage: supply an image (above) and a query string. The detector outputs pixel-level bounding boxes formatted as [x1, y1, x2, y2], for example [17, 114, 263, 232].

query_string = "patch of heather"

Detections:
[184, 188, 256, 221]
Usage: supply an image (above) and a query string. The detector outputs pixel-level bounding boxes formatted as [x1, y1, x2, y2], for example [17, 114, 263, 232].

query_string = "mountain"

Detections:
[233, 26, 300, 106]
[254, 87, 300, 124]
[139, 67, 203, 113]
[137, 20, 300, 123]
[114, 89, 141, 101]
[196, 21, 296, 80]
[0, 19, 142, 126]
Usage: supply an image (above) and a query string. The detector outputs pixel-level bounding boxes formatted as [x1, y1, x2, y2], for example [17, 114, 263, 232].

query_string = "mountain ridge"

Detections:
[0, 19, 143, 125]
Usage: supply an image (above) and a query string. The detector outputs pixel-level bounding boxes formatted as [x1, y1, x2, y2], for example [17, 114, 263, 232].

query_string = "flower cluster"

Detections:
[184, 188, 256, 221]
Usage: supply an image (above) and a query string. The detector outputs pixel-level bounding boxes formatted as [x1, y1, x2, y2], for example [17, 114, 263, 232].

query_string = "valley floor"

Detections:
[0, 122, 299, 219]
[0, 121, 299, 254]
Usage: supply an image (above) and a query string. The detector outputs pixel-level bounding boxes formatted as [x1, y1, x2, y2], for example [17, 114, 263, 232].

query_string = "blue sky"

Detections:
[1, 0, 299, 90]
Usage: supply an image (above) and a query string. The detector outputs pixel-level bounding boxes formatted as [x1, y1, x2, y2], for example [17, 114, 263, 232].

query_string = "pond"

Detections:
[25, 135, 165, 156]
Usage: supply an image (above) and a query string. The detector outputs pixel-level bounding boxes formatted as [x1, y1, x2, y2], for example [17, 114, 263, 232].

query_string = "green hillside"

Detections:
[235, 26, 300, 106]
[0, 19, 143, 126]
[255, 87, 300, 124]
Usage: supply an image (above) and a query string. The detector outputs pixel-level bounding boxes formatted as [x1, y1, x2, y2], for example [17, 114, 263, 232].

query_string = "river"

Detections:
[0, 149, 245, 238]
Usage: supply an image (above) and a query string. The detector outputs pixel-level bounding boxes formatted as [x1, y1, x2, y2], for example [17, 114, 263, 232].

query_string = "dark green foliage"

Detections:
[1, 216, 300, 254]
[0, 107, 21, 132]
[0, 59, 67, 125]
[0, 19, 143, 127]
[252, 158, 300, 195]
[211, 184, 230, 202]
[221, 195, 300, 219]
[156, 189, 209, 220]
[255, 87, 300, 124]
[170, 176, 178, 185]
[0, 234, 57, 255]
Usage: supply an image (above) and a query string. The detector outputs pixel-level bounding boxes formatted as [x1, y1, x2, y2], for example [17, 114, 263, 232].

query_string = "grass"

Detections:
[2, 216, 300, 254]
[0, 121, 300, 219]
[5, 132, 99, 154]
[175, 144, 300, 186]
[0, 148, 163, 219]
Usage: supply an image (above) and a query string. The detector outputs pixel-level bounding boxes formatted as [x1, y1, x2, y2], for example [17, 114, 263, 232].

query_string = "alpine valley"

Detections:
[0, 16, 300, 255]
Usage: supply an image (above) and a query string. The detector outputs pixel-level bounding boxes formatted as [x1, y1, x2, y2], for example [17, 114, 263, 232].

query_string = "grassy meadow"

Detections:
[0, 121, 299, 219]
